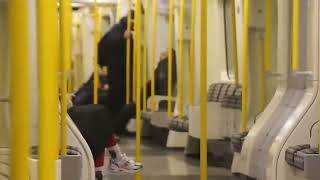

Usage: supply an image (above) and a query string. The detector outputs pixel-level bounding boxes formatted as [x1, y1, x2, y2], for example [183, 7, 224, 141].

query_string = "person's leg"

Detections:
[105, 135, 143, 173]
[113, 103, 136, 135]
[68, 105, 115, 178]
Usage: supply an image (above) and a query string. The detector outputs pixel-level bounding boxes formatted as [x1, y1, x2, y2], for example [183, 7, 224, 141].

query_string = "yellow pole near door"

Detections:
[38, 0, 59, 179]
[264, 0, 272, 72]
[143, 0, 149, 111]
[189, 0, 196, 106]
[60, 0, 72, 156]
[178, 0, 185, 119]
[93, 0, 100, 104]
[292, 0, 300, 71]
[200, 0, 207, 180]
[135, 1, 142, 180]
[168, 0, 174, 117]
[9, 0, 30, 179]
[151, 0, 157, 112]
[231, 0, 239, 84]
[240, 0, 249, 133]
[126, 0, 132, 104]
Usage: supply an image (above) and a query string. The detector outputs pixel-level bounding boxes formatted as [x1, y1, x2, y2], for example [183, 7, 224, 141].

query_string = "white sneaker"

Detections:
[109, 154, 143, 173]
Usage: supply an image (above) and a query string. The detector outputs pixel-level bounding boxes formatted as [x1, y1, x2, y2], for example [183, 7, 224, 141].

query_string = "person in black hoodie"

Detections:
[98, 11, 135, 116]
[72, 72, 109, 106]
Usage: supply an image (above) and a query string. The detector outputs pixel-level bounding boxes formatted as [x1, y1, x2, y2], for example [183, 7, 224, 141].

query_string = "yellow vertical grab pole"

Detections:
[93, 0, 100, 104]
[240, 0, 249, 133]
[117, 0, 123, 22]
[126, 0, 132, 104]
[178, 0, 185, 119]
[143, 0, 149, 111]
[134, 1, 142, 180]
[189, 0, 196, 106]
[60, 0, 72, 156]
[168, 0, 174, 117]
[231, 0, 239, 84]
[264, 0, 272, 72]
[133, 6, 138, 101]
[200, 1, 208, 180]
[292, 0, 300, 71]
[9, 0, 30, 179]
[151, 0, 157, 111]
[38, 0, 59, 179]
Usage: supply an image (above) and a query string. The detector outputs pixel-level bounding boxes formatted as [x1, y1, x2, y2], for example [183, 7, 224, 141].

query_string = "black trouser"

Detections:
[113, 103, 136, 134]
[68, 105, 114, 159]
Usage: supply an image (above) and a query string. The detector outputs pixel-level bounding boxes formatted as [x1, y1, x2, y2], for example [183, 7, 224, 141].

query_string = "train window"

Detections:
[223, 0, 237, 81]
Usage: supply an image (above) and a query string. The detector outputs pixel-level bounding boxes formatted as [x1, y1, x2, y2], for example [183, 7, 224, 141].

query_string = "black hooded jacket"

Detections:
[98, 16, 134, 113]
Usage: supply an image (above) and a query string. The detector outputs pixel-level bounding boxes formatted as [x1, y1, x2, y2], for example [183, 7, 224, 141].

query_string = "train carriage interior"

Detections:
[1, 0, 320, 180]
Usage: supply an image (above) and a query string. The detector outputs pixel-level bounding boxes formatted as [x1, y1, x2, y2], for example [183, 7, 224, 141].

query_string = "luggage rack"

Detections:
[285, 144, 320, 180]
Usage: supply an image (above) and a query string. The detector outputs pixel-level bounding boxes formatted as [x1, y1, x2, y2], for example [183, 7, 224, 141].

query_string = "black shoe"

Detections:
[95, 171, 103, 180]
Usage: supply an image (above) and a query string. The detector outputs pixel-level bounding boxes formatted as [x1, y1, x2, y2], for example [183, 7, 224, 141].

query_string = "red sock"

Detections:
[106, 135, 117, 148]
[95, 152, 105, 168]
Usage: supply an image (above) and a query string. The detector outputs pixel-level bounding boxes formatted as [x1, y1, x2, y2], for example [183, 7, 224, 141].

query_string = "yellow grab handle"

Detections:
[93, 0, 100, 104]
[231, 0, 239, 84]
[292, 0, 300, 71]
[134, 1, 142, 180]
[264, 0, 272, 71]
[37, 0, 60, 179]
[240, 0, 249, 133]
[126, 0, 132, 104]
[143, 0, 149, 111]
[200, 1, 208, 180]
[168, 0, 174, 117]
[60, 0, 72, 156]
[151, 0, 157, 112]
[178, 0, 185, 119]
[9, 0, 30, 179]
[189, 0, 196, 106]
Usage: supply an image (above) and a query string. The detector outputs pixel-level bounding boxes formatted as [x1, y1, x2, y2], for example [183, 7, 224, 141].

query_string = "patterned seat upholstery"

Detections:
[285, 144, 319, 170]
[169, 116, 189, 132]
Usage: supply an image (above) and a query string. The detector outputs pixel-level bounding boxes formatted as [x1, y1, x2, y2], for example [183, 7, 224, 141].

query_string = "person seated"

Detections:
[115, 48, 177, 135]
[68, 104, 143, 180]
[72, 69, 109, 106]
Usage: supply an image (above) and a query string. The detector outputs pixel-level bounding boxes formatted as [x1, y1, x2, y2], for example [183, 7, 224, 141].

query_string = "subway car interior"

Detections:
[1, 0, 320, 180]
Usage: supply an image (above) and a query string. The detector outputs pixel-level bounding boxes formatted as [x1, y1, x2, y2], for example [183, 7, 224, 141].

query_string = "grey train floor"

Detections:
[106, 138, 240, 180]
